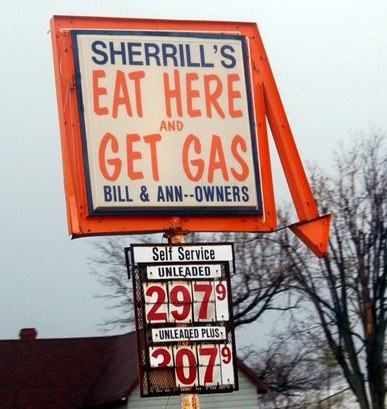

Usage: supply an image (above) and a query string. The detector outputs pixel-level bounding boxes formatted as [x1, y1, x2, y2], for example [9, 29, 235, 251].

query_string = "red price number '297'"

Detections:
[150, 344, 233, 386]
[144, 281, 228, 323]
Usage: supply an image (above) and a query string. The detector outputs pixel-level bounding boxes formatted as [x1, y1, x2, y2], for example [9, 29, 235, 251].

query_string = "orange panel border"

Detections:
[50, 15, 277, 237]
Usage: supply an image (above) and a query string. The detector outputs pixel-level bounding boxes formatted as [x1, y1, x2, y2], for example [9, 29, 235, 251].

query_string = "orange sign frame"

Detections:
[51, 15, 330, 257]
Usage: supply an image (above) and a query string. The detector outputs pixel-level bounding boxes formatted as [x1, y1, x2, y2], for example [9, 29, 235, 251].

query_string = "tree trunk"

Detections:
[367, 327, 386, 409]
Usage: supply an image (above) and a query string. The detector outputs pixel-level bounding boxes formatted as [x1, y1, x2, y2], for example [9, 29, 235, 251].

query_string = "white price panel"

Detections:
[191, 280, 229, 322]
[219, 343, 235, 385]
[173, 345, 199, 388]
[149, 345, 174, 368]
[192, 281, 216, 322]
[143, 281, 169, 323]
[168, 281, 193, 323]
[197, 344, 221, 386]
[214, 281, 229, 321]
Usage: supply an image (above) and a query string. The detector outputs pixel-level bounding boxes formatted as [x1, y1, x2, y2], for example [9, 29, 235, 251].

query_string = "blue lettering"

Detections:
[178, 44, 186, 66]
[185, 44, 200, 67]
[104, 185, 112, 202]
[241, 186, 249, 202]
[162, 43, 179, 67]
[232, 186, 241, 201]
[144, 43, 161, 66]
[220, 45, 236, 69]
[195, 186, 203, 202]
[194, 185, 249, 203]
[199, 45, 214, 68]
[103, 185, 133, 202]
[203, 186, 215, 202]
[127, 42, 143, 65]
[157, 186, 183, 202]
[109, 41, 126, 65]
[90, 39, 225, 68]
[91, 41, 108, 65]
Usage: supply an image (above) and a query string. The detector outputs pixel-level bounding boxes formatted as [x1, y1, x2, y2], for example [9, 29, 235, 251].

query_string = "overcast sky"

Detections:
[1, 0, 386, 345]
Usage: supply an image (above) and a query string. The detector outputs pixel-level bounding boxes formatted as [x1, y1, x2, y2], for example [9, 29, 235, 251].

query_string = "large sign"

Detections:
[50, 16, 277, 237]
[128, 243, 238, 397]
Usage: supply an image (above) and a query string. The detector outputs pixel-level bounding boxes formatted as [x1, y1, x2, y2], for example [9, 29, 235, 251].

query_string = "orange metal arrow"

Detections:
[253, 28, 331, 257]
[289, 214, 331, 258]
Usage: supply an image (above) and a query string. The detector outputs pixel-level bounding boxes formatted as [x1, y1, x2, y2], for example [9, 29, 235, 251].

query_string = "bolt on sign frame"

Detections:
[51, 16, 330, 257]
[128, 243, 238, 397]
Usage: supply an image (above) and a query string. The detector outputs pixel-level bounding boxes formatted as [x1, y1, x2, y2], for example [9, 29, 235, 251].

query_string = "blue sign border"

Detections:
[71, 30, 263, 217]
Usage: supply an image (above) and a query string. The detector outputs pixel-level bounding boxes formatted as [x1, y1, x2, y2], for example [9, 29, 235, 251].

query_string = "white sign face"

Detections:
[132, 244, 234, 263]
[72, 30, 262, 216]
[146, 264, 222, 280]
[152, 326, 227, 342]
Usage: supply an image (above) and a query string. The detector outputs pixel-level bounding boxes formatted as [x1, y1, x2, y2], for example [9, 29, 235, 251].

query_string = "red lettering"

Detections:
[93, 70, 108, 115]
[199, 347, 218, 383]
[143, 133, 161, 181]
[175, 348, 197, 385]
[98, 132, 164, 182]
[208, 134, 229, 183]
[163, 72, 243, 119]
[170, 285, 191, 321]
[221, 345, 232, 364]
[231, 134, 249, 181]
[98, 132, 122, 181]
[182, 134, 204, 181]
[145, 285, 167, 322]
[204, 74, 225, 118]
[163, 69, 182, 118]
[112, 70, 133, 118]
[151, 348, 171, 367]
[186, 72, 201, 117]
[182, 133, 250, 183]
[193, 283, 213, 320]
[129, 71, 145, 117]
[228, 74, 242, 118]
[126, 134, 143, 180]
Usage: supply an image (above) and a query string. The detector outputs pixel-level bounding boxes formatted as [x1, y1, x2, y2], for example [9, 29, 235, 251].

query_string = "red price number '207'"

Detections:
[144, 281, 228, 322]
[150, 344, 233, 386]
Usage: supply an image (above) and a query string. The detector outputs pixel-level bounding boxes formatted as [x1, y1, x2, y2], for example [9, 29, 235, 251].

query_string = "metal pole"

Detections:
[166, 225, 200, 409]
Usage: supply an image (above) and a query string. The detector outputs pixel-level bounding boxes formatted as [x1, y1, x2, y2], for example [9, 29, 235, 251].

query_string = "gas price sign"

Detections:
[128, 243, 238, 397]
